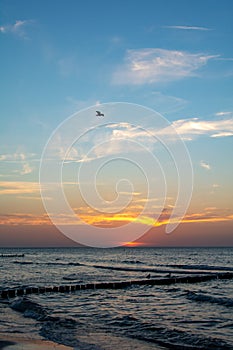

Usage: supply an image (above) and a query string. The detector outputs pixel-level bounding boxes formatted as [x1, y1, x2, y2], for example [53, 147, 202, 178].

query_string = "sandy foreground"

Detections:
[0, 332, 165, 350]
[0, 335, 72, 350]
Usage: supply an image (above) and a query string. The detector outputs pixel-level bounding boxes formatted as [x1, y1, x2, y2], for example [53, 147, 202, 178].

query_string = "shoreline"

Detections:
[0, 333, 166, 350]
[0, 335, 72, 350]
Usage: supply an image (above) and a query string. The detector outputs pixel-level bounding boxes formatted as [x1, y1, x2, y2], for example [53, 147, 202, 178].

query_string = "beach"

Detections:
[0, 247, 233, 349]
[0, 334, 72, 350]
[0, 333, 166, 350]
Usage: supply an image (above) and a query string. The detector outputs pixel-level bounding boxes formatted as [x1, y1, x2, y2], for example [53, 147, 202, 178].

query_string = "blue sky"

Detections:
[0, 0, 233, 246]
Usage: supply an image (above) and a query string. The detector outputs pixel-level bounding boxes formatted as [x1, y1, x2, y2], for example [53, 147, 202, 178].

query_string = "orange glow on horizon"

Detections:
[123, 241, 146, 247]
[1, 211, 233, 228]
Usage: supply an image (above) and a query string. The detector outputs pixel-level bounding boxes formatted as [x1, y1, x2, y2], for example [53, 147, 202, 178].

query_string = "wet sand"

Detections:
[0, 333, 165, 350]
[0, 335, 72, 350]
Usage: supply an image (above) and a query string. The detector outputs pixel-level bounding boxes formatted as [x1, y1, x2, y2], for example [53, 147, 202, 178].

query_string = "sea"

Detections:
[0, 247, 233, 349]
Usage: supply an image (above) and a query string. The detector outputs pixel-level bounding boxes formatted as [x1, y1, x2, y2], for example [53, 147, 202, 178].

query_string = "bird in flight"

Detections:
[96, 110, 104, 117]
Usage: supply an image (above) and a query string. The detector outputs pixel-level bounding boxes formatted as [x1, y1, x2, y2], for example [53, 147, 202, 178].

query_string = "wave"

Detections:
[13, 261, 33, 265]
[121, 259, 144, 264]
[187, 291, 233, 307]
[63, 273, 83, 281]
[0, 254, 25, 258]
[8, 295, 233, 349]
[10, 297, 82, 348]
[10, 261, 84, 267]
[43, 262, 84, 267]
[108, 316, 232, 349]
[40, 317, 82, 348]
[91, 263, 230, 275]
[108, 314, 138, 327]
[10, 297, 48, 321]
[135, 324, 232, 349]
[11, 258, 230, 274]
[166, 264, 233, 272]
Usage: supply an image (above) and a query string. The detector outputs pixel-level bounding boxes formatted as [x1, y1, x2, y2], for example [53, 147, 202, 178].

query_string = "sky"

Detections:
[0, 0, 233, 247]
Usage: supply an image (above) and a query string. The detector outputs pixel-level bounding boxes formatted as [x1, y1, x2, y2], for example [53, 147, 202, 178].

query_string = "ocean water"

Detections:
[0, 247, 233, 349]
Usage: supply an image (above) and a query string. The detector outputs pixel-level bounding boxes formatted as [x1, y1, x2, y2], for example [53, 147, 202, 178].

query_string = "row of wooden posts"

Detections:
[1, 272, 233, 299]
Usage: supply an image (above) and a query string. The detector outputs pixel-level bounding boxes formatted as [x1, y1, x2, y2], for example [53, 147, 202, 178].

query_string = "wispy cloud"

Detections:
[0, 20, 33, 39]
[215, 111, 233, 117]
[107, 117, 233, 143]
[0, 152, 36, 175]
[65, 116, 233, 164]
[0, 152, 36, 162]
[63, 207, 233, 228]
[48, 114, 233, 167]
[1, 202, 232, 228]
[0, 181, 78, 196]
[200, 161, 211, 170]
[112, 48, 217, 85]
[0, 213, 50, 226]
[211, 132, 233, 138]
[171, 117, 233, 139]
[20, 163, 33, 175]
[0, 212, 86, 226]
[0, 181, 39, 195]
[164, 25, 211, 31]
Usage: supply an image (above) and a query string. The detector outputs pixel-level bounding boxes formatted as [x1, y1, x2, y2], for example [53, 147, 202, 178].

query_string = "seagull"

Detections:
[96, 111, 104, 117]
[146, 273, 151, 279]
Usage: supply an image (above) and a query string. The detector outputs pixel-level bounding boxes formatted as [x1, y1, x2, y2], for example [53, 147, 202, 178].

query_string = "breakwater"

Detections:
[1, 272, 233, 299]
